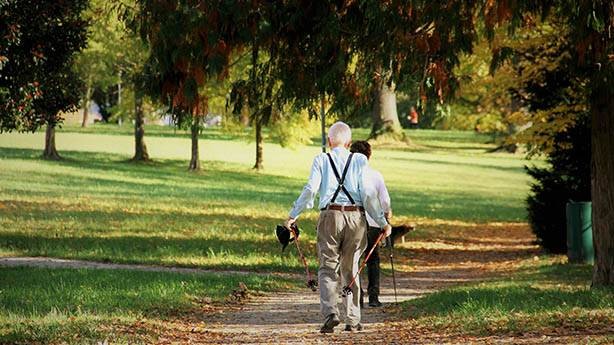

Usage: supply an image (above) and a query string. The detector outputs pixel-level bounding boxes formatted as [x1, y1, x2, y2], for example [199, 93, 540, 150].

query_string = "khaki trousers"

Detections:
[316, 209, 367, 326]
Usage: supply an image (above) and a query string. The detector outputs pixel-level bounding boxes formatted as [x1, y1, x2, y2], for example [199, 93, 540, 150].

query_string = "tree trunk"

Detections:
[132, 85, 149, 162]
[117, 72, 122, 105]
[320, 93, 327, 153]
[370, 78, 403, 139]
[591, 66, 614, 287]
[81, 81, 92, 127]
[254, 120, 263, 170]
[43, 122, 61, 160]
[81, 95, 89, 127]
[240, 110, 250, 127]
[189, 116, 201, 171]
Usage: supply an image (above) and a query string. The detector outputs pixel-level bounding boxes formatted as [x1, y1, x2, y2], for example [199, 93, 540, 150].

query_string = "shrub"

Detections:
[526, 115, 591, 253]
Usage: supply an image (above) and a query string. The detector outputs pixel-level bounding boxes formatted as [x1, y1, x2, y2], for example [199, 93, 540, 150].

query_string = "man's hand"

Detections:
[383, 223, 392, 238]
[284, 217, 296, 230]
[385, 210, 392, 221]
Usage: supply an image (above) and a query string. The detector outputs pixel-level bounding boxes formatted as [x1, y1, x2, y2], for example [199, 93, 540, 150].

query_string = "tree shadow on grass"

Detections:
[0, 147, 527, 223]
[58, 125, 255, 142]
[388, 155, 526, 174]
[0, 231, 317, 273]
[404, 247, 540, 265]
[389, 185, 526, 222]
[0, 198, 303, 233]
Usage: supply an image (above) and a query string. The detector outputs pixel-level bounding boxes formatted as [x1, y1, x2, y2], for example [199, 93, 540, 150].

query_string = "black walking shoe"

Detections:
[320, 313, 340, 333]
[368, 295, 383, 307]
[344, 324, 363, 332]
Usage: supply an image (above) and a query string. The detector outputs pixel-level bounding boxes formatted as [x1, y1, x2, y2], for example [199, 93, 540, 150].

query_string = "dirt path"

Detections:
[164, 223, 543, 344]
[0, 256, 298, 279]
[4, 222, 580, 344]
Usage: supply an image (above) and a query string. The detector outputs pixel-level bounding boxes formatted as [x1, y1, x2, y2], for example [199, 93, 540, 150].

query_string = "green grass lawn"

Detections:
[0, 266, 293, 344]
[0, 124, 532, 271]
[0, 124, 546, 343]
[402, 259, 614, 338]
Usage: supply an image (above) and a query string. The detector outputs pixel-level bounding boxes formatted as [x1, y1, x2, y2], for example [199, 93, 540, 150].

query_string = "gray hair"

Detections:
[328, 121, 352, 146]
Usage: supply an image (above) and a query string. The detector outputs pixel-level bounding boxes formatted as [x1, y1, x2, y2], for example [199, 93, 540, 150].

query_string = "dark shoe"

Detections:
[360, 289, 365, 308]
[320, 313, 340, 333]
[344, 324, 363, 332]
[368, 295, 383, 307]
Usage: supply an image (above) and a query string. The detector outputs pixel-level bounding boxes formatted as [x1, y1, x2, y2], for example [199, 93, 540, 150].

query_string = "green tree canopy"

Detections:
[0, 0, 88, 134]
[0, 0, 88, 160]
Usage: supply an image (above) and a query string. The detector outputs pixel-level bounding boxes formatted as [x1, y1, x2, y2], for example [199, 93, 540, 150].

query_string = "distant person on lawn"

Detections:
[350, 140, 391, 308]
[408, 106, 419, 129]
[284, 121, 391, 333]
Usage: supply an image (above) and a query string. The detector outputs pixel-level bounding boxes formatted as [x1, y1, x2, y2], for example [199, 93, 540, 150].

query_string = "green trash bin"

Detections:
[566, 201, 594, 264]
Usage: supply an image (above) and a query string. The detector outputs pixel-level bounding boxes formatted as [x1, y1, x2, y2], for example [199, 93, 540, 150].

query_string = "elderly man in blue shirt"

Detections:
[285, 121, 391, 333]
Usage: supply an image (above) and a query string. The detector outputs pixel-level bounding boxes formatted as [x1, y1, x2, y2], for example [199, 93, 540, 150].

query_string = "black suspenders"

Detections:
[326, 152, 356, 205]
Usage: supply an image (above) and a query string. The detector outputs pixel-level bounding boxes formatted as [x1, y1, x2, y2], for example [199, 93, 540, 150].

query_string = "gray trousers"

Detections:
[316, 209, 367, 326]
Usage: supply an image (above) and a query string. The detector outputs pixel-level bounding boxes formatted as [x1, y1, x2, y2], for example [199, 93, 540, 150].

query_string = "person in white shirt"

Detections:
[284, 122, 391, 333]
[350, 140, 391, 308]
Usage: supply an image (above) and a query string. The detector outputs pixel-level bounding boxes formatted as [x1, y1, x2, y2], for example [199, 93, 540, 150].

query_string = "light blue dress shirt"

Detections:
[288, 146, 388, 228]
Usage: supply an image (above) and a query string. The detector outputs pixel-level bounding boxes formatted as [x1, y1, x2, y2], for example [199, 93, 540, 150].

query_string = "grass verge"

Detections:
[0, 266, 295, 344]
[401, 259, 614, 337]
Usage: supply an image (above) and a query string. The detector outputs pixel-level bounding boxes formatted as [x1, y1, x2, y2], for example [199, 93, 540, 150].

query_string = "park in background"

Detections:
[0, 0, 612, 343]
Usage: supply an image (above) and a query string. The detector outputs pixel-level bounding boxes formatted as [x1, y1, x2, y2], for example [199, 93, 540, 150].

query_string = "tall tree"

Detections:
[484, 0, 614, 286]
[371, 71, 403, 139]
[228, 4, 282, 170]
[271, 1, 613, 286]
[0, 0, 88, 159]
[131, 75, 150, 161]
[93, 1, 152, 161]
[74, 0, 121, 127]
[0, 23, 40, 132]
[269, 2, 476, 141]
[134, 0, 249, 171]
[558, 0, 614, 287]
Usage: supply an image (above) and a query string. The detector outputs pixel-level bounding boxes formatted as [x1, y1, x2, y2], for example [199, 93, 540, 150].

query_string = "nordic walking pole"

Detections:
[342, 229, 387, 296]
[290, 227, 318, 291]
[387, 237, 398, 303]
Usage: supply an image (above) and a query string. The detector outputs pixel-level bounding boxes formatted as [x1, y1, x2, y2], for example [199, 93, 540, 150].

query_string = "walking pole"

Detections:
[342, 229, 387, 296]
[387, 237, 398, 303]
[290, 227, 318, 292]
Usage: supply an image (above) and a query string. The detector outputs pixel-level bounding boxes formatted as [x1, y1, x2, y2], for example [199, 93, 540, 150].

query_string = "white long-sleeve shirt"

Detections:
[288, 147, 388, 228]
[364, 168, 391, 228]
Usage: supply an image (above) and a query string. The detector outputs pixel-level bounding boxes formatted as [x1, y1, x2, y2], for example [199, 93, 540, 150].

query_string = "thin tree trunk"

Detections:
[591, 65, 614, 287]
[43, 122, 61, 160]
[81, 80, 92, 127]
[320, 93, 326, 153]
[189, 116, 200, 171]
[254, 120, 263, 170]
[117, 71, 122, 105]
[132, 85, 149, 162]
[250, 41, 263, 170]
[240, 110, 250, 127]
[370, 76, 403, 139]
